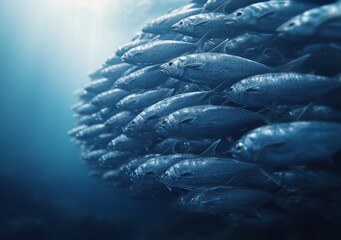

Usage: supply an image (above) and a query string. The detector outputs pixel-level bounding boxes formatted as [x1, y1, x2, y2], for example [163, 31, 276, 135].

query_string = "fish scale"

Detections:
[69, 0, 341, 224]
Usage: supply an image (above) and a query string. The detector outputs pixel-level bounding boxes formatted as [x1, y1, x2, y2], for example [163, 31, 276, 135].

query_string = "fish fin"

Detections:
[201, 139, 221, 156]
[212, 2, 228, 13]
[256, 9, 276, 19]
[294, 102, 314, 120]
[209, 38, 229, 53]
[184, 62, 204, 69]
[165, 88, 175, 98]
[146, 114, 159, 120]
[178, 117, 197, 124]
[193, 19, 209, 26]
[263, 141, 287, 152]
[259, 168, 281, 186]
[244, 86, 261, 94]
[275, 54, 310, 72]
[196, 31, 211, 52]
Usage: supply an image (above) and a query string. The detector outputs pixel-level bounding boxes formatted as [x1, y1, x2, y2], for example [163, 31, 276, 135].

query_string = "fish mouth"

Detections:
[171, 23, 180, 31]
[159, 64, 170, 75]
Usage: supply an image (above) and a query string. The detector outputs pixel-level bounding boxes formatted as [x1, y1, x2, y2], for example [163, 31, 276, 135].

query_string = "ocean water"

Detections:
[0, 1, 340, 240]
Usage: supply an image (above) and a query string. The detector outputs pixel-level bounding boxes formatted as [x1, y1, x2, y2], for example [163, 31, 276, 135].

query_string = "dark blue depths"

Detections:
[69, 0, 341, 238]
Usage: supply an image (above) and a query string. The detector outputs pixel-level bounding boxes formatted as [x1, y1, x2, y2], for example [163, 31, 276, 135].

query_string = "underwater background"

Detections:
[0, 0, 340, 240]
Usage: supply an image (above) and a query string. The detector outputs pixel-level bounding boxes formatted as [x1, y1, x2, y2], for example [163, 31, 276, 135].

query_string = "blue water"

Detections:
[0, 1, 340, 240]
[0, 1, 187, 239]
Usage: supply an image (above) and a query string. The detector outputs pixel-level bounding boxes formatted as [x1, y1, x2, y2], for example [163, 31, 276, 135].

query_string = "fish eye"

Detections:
[161, 118, 167, 125]
[236, 11, 243, 17]
[288, 22, 296, 28]
[168, 61, 173, 66]
[179, 21, 184, 26]
[131, 120, 136, 125]
[229, 86, 234, 92]
[235, 143, 243, 151]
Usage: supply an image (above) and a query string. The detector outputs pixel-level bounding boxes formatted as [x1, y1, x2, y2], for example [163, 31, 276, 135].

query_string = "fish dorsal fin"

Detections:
[201, 139, 221, 156]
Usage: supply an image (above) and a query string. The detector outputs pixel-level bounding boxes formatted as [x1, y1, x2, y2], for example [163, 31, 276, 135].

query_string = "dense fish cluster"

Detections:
[70, 0, 341, 224]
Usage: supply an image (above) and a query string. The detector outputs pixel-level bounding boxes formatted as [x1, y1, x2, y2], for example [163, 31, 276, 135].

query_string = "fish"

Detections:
[118, 154, 160, 181]
[114, 65, 169, 91]
[160, 157, 258, 190]
[225, 1, 316, 33]
[90, 88, 129, 107]
[160, 53, 272, 87]
[73, 103, 100, 115]
[152, 138, 217, 154]
[73, 124, 108, 141]
[68, 125, 87, 137]
[81, 149, 108, 165]
[100, 63, 132, 79]
[121, 40, 199, 66]
[176, 186, 274, 214]
[74, 89, 96, 101]
[115, 39, 151, 57]
[156, 105, 265, 139]
[287, 105, 341, 122]
[142, 7, 202, 34]
[172, 13, 242, 38]
[107, 134, 154, 153]
[97, 151, 133, 169]
[83, 78, 114, 94]
[204, 0, 264, 14]
[277, 2, 341, 41]
[225, 73, 341, 106]
[104, 111, 135, 129]
[123, 91, 217, 138]
[230, 121, 341, 166]
[130, 154, 197, 186]
[116, 88, 174, 111]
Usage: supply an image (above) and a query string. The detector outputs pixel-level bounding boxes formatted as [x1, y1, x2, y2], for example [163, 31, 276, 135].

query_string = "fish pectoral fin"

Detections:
[184, 62, 204, 69]
[263, 141, 287, 152]
[244, 86, 261, 94]
[180, 172, 194, 177]
[178, 117, 197, 124]
[256, 9, 276, 19]
[193, 19, 209, 26]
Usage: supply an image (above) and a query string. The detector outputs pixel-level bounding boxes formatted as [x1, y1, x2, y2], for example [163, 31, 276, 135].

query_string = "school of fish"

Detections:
[69, 0, 341, 224]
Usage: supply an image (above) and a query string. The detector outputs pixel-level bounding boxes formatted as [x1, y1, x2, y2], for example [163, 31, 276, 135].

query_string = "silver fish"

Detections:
[107, 134, 154, 153]
[172, 13, 242, 38]
[160, 53, 272, 87]
[230, 121, 341, 166]
[225, 1, 316, 33]
[277, 2, 341, 41]
[121, 40, 198, 66]
[114, 65, 169, 91]
[160, 157, 258, 190]
[90, 88, 129, 107]
[177, 186, 274, 214]
[116, 88, 174, 111]
[104, 111, 135, 129]
[225, 73, 340, 106]
[156, 105, 264, 139]
[142, 7, 202, 34]
[123, 91, 216, 138]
